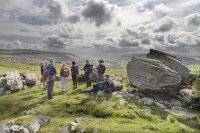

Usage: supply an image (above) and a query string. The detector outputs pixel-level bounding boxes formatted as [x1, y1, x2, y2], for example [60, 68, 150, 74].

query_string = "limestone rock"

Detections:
[5, 72, 23, 92]
[25, 74, 37, 85]
[146, 49, 195, 85]
[127, 58, 181, 93]
[68, 118, 86, 131]
[141, 97, 155, 106]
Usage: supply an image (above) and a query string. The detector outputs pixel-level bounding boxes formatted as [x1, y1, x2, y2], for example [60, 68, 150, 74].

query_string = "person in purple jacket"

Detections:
[96, 59, 106, 83]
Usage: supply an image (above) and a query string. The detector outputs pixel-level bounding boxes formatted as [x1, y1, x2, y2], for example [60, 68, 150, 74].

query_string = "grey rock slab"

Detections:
[127, 58, 181, 93]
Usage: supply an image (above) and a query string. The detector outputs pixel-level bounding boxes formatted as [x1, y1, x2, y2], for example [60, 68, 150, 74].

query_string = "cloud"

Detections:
[43, 35, 68, 49]
[141, 38, 151, 44]
[0, 40, 44, 50]
[154, 17, 176, 32]
[185, 13, 200, 26]
[119, 38, 139, 47]
[153, 3, 172, 17]
[154, 34, 164, 43]
[82, 0, 117, 27]
[67, 15, 80, 23]
[43, 0, 69, 20]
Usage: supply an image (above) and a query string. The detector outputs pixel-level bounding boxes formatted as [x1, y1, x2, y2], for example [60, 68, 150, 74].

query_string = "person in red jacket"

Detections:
[60, 64, 69, 93]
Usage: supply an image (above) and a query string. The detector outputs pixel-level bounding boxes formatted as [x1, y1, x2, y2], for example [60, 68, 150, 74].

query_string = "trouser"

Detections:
[85, 73, 91, 87]
[61, 77, 69, 91]
[47, 80, 54, 99]
[72, 74, 78, 87]
[97, 74, 104, 83]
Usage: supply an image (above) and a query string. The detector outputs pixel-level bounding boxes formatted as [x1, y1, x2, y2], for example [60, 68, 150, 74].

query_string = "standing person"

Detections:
[60, 64, 69, 93]
[71, 61, 79, 89]
[84, 60, 93, 87]
[43, 58, 57, 100]
[40, 62, 47, 90]
[96, 59, 106, 83]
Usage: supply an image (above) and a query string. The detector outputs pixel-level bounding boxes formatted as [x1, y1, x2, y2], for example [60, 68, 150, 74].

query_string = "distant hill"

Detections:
[0, 49, 80, 62]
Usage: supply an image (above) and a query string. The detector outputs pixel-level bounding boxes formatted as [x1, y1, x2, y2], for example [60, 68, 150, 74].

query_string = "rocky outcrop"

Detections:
[127, 58, 181, 93]
[0, 116, 50, 133]
[146, 49, 195, 85]
[0, 71, 37, 94]
[5, 72, 24, 92]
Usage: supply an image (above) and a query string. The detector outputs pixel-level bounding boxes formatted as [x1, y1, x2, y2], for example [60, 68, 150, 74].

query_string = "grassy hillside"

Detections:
[0, 57, 200, 133]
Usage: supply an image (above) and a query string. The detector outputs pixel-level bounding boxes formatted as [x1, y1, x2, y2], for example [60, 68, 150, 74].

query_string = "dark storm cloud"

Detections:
[82, 0, 117, 27]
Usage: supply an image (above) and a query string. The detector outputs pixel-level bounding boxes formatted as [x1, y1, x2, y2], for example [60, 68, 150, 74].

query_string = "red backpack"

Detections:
[60, 68, 69, 77]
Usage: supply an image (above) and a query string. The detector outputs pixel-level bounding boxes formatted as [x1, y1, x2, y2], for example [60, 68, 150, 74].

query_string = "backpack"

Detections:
[48, 64, 57, 76]
[61, 68, 69, 77]
[43, 69, 51, 81]
[99, 65, 106, 74]
[72, 65, 79, 75]
[85, 64, 93, 73]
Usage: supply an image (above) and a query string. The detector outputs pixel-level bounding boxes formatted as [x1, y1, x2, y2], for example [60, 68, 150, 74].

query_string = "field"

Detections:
[0, 57, 200, 133]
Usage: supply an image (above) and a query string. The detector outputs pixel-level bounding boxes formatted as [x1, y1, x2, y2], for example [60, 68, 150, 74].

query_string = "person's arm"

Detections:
[60, 68, 62, 77]
[83, 65, 86, 71]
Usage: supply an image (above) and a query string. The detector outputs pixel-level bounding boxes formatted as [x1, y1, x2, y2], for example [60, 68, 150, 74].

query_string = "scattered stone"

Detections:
[128, 103, 138, 109]
[103, 103, 110, 109]
[22, 110, 32, 115]
[155, 102, 166, 109]
[119, 98, 126, 106]
[97, 90, 107, 97]
[167, 115, 175, 123]
[0, 124, 9, 133]
[0, 87, 5, 95]
[143, 109, 151, 115]
[67, 118, 86, 131]
[9, 125, 24, 132]
[26, 116, 50, 133]
[141, 97, 155, 106]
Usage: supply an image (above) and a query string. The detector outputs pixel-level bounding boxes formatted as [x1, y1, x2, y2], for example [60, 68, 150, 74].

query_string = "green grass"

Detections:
[0, 57, 200, 133]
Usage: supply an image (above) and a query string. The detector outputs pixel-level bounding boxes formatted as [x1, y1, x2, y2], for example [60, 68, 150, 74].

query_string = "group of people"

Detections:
[40, 58, 106, 100]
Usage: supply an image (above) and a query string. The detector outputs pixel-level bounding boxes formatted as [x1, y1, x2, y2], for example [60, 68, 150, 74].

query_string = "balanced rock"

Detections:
[146, 49, 195, 85]
[126, 58, 181, 93]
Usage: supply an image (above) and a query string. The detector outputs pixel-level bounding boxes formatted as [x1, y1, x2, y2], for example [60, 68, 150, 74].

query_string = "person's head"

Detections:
[105, 75, 109, 79]
[40, 61, 43, 66]
[49, 58, 55, 64]
[72, 61, 76, 65]
[62, 64, 66, 69]
[86, 60, 89, 64]
[98, 59, 104, 64]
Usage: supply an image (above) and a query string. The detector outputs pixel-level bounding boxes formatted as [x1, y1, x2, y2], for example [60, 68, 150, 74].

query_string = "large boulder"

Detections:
[146, 49, 195, 85]
[126, 58, 181, 93]
[5, 72, 24, 92]
[25, 73, 37, 85]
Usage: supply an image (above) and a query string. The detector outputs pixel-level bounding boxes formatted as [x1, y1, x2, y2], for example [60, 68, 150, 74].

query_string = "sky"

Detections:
[0, 0, 200, 57]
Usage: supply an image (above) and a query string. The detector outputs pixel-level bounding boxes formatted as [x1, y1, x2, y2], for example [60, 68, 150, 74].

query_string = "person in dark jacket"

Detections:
[96, 59, 106, 83]
[71, 61, 79, 89]
[46, 58, 57, 100]
[84, 60, 92, 87]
